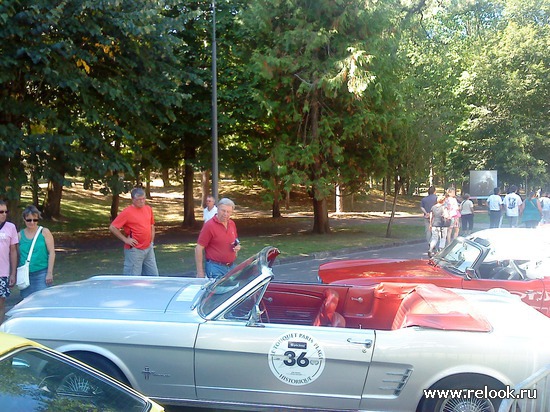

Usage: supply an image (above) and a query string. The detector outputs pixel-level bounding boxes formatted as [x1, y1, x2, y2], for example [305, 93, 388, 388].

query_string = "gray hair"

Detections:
[131, 187, 146, 199]
[218, 198, 235, 209]
[22, 205, 42, 220]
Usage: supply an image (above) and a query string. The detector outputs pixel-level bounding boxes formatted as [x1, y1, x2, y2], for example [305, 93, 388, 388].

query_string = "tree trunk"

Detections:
[144, 169, 152, 199]
[161, 168, 170, 187]
[272, 177, 281, 218]
[285, 189, 290, 210]
[201, 170, 211, 205]
[383, 177, 387, 214]
[312, 196, 330, 234]
[43, 179, 63, 218]
[183, 162, 196, 227]
[110, 193, 120, 221]
[309, 89, 330, 234]
[386, 175, 401, 238]
[335, 184, 343, 213]
[30, 162, 40, 206]
[3, 155, 22, 224]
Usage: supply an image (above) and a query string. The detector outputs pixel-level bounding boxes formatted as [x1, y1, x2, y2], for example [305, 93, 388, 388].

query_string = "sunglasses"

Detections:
[0, 210, 7, 214]
[25, 219, 39, 222]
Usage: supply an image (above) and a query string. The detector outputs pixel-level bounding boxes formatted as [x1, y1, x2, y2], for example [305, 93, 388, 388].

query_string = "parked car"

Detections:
[3, 246, 550, 412]
[0, 332, 164, 411]
[319, 228, 550, 316]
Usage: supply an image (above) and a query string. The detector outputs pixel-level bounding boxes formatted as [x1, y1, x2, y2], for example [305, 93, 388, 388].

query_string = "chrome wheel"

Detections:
[439, 397, 495, 412]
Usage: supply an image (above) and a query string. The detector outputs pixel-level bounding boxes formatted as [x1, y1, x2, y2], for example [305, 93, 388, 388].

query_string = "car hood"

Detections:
[6, 276, 208, 321]
[318, 258, 451, 284]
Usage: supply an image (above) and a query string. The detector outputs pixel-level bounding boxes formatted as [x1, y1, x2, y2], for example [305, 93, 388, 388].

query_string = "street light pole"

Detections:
[211, 0, 219, 201]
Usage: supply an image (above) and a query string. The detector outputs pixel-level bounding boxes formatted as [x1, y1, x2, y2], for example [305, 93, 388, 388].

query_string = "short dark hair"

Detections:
[493, 187, 500, 195]
[428, 186, 436, 195]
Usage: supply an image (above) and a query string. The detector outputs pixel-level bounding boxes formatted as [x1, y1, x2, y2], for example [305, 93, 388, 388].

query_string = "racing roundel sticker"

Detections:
[268, 332, 325, 386]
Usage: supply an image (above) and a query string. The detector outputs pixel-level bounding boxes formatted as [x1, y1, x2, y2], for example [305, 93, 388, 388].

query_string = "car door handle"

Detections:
[347, 338, 373, 349]
[351, 296, 364, 303]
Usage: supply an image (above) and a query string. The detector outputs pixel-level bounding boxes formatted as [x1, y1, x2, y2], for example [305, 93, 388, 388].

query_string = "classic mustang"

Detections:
[319, 228, 550, 316]
[0, 332, 163, 411]
[2, 246, 550, 412]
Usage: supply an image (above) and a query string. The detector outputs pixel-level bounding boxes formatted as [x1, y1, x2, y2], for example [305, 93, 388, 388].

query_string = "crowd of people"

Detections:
[3, 183, 548, 323]
[421, 185, 550, 257]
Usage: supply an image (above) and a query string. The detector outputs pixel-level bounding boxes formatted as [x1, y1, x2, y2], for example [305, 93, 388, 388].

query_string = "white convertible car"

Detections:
[2, 247, 550, 412]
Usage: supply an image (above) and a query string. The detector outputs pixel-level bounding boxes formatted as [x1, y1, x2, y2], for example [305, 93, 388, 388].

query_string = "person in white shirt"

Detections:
[203, 195, 218, 223]
[459, 193, 475, 235]
[503, 185, 522, 228]
[486, 187, 503, 228]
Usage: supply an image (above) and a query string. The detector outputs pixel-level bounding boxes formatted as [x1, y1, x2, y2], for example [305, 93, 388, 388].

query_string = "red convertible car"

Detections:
[318, 228, 550, 317]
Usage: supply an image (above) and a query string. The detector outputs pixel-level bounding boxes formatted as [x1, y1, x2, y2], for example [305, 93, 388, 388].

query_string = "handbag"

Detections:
[17, 226, 43, 290]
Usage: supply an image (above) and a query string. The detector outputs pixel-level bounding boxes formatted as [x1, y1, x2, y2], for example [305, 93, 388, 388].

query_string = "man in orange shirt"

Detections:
[109, 188, 159, 276]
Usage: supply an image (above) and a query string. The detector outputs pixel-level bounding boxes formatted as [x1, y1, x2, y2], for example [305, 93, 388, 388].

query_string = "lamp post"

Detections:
[211, 0, 219, 201]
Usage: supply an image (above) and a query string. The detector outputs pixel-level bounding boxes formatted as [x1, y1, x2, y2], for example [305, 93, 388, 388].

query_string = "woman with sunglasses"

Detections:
[18, 205, 55, 298]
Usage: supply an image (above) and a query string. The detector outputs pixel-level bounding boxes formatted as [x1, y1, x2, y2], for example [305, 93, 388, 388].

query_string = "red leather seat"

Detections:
[313, 289, 346, 327]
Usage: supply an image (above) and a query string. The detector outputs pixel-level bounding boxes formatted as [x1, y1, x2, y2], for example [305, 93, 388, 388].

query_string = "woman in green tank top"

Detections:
[18, 205, 56, 299]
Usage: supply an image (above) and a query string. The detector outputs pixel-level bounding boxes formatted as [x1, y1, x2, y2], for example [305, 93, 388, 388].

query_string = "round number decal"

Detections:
[268, 332, 325, 385]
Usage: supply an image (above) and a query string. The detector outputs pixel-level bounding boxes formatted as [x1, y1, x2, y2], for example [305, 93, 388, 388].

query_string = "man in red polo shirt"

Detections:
[109, 187, 159, 276]
[195, 198, 241, 279]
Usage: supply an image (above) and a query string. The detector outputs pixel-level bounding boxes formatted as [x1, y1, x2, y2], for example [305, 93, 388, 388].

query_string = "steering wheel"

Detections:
[490, 261, 523, 280]
[508, 259, 526, 280]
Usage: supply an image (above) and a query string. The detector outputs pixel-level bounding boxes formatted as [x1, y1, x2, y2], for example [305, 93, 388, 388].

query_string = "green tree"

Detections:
[456, 1, 550, 188]
[242, 0, 404, 233]
[0, 0, 184, 218]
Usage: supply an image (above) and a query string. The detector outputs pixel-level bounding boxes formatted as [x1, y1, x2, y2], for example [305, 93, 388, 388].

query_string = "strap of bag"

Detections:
[25, 226, 43, 264]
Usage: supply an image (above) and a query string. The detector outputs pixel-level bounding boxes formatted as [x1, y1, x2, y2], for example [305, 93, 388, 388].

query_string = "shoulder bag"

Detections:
[17, 226, 43, 290]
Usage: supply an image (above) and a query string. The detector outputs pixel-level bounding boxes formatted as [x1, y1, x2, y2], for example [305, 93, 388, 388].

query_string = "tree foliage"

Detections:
[241, 0, 405, 232]
[0, 0, 548, 229]
[0, 0, 184, 216]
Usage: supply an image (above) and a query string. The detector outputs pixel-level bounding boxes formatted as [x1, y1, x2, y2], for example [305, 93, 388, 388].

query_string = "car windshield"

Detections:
[0, 347, 149, 411]
[199, 247, 279, 317]
[434, 238, 484, 275]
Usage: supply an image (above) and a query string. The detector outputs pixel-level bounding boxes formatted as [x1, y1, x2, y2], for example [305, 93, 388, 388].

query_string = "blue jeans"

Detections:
[123, 245, 159, 276]
[506, 215, 519, 228]
[205, 260, 234, 279]
[489, 210, 501, 228]
[20, 269, 49, 299]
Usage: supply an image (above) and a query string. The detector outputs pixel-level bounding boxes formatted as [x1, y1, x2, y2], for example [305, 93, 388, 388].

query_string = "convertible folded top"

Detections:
[390, 283, 492, 332]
